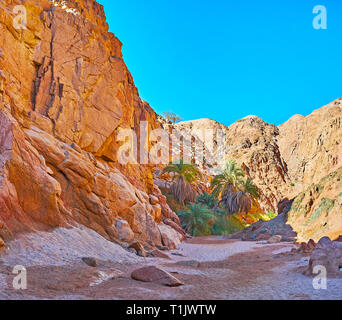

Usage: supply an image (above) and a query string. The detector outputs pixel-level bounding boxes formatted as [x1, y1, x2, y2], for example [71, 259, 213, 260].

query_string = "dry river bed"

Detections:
[0, 227, 342, 300]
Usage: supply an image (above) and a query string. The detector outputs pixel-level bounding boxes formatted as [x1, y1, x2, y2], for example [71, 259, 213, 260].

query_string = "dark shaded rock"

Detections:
[129, 241, 146, 257]
[306, 237, 342, 277]
[157, 246, 169, 251]
[278, 198, 293, 215]
[228, 212, 297, 242]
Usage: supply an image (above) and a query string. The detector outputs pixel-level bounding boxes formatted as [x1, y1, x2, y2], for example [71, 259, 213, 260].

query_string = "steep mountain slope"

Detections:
[278, 98, 342, 197]
[0, 0, 183, 247]
[287, 167, 342, 242]
[175, 116, 290, 212]
[175, 100, 342, 242]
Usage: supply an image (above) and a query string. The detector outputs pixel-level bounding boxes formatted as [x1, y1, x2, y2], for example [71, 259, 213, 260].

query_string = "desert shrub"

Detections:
[177, 204, 215, 236]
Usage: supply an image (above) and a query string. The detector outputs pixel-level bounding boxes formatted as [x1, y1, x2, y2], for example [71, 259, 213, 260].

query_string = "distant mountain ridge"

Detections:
[175, 98, 342, 241]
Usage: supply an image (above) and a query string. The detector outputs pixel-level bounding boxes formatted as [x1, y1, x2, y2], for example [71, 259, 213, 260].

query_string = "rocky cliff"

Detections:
[175, 101, 342, 242]
[278, 98, 342, 197]
[0, 0, 184, 248]
[287, 167, 342, 242]
[175, 116, 290, 212]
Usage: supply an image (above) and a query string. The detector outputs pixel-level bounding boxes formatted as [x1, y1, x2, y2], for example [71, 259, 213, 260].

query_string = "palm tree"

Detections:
[177, 204, 215, 236]
[211, 160, 245, 197]
[217, 190, 252, 215]
[197, 192, 217, 209]
[162, 159, 202, 205]
[211, 161, 260, 216]
[242, 178, 260, 200]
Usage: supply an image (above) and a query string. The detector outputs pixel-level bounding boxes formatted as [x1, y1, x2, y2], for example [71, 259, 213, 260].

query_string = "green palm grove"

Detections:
[162, 160, 264, 236]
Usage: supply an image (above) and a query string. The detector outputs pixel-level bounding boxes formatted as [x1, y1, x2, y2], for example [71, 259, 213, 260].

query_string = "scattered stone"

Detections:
[298, 239, 316, 254]
[306, 237, 342, 277]
[158, 224, 183, 250]
[129, 241, 146, 258]
[82, 257, 98, 267]
[171, 252, 186, 257]
[267, 235, 282, 244]
[150, 249, 171, 260]
[128, 248, 137, 255]
[175, 260, 200, 268]
[131, 266, 184, 287]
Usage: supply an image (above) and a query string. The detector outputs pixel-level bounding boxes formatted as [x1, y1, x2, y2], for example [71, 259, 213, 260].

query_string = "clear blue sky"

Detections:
[97, 0, 341, 126]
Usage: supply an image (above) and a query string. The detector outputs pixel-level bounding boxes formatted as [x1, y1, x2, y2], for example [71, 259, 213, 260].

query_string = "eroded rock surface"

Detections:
[0, 0, 185, 247]
[175, 117, 290, 211]
[287, 167, 342, 242]
[278, 99, 342, 197]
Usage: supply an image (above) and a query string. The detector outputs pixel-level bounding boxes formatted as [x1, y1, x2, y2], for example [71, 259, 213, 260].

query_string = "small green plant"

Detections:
[197, 192, 217, 209]
[211, 209, 244, 235]
[177, 204, 215, 236]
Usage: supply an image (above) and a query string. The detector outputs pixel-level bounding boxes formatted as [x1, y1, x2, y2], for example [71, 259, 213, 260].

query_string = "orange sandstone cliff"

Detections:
[0, 0, 183, 248]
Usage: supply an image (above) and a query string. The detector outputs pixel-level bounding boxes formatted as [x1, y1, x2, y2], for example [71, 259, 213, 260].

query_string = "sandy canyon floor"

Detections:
[0, 227, 341, 300]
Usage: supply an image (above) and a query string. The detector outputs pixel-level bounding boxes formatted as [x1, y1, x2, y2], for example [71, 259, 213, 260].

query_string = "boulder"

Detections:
[163, 219, 188, 239]
[116, 220, 134, 243]
[150, 249, 171, 260]
[131, 266, 184, 287]
[129, 241, 146, 258]
[158, 224, 183, 250]
[306, 237, 342, 277]
[298, 239, 316, 254]
[267, 235, 282, 244]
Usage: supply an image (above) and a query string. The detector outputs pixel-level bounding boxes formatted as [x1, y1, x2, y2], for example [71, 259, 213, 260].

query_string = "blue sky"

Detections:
[97, 0, 341, 126]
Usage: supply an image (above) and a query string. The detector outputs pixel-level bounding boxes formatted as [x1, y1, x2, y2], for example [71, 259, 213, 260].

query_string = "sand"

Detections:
[0, 228, 342, 300]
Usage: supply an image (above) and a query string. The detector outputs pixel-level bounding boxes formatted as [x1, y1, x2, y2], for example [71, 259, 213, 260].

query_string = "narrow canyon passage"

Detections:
[1, 231, 342, 300]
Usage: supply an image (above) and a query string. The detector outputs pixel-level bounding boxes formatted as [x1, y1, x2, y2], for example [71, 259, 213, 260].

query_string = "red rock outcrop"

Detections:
[0, 0, 184, 247]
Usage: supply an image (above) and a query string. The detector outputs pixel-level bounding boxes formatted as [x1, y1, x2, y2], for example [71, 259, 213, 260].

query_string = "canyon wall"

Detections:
[175, 101, 342, 241]
[278, 99, 342, 242]
[278, 99, 342, 197]
[0, 0, 183, 247]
